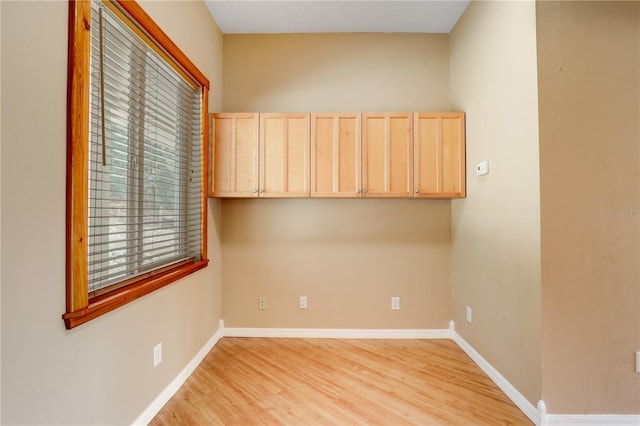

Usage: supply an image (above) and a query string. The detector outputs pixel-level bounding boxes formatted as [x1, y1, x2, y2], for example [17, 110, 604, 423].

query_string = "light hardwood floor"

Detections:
[150, 338, 532, 425]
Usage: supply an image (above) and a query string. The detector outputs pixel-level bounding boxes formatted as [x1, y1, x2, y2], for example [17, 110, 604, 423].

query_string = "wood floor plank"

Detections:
[150, 338, 533, 425]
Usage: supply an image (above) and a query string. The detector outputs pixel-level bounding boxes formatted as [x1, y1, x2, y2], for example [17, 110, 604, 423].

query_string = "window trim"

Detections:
[64, 0, 209, 330]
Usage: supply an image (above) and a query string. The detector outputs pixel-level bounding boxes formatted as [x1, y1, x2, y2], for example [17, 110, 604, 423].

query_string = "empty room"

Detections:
[1, 0, 638, 425]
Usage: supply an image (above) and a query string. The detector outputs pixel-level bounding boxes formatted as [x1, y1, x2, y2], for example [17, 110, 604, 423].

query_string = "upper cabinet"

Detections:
[311, 113, 361, 197]
[260, 113, 311, 198]
[414, 113, 466, 198]
[209, 111, 465, 199]
[362, 113, 414, 198]
[210, 113, 310, 197]
[209, 113, 259, 197]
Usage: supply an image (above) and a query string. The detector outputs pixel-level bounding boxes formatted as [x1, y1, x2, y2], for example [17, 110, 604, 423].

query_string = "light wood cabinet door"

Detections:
[311, 113, 361, 197]
[209, 113, 259, 197]
[259, 113, 311, 198]
[414, 112, 466, 198]
[362, 113, 414, 198]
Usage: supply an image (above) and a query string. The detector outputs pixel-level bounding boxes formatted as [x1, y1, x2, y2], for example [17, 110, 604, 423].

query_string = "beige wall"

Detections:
[537, 1, 640, 414]
[0, 1, 3, 421]
[449, 1, 542, 405]
[223, 33, 450, 112]
[0, 1, 223, 424]
[221, 34, 453, 329]
[222, 199, 451, 328]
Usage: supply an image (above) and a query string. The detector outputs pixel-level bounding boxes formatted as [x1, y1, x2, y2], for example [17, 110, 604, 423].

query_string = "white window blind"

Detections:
[87, 0, 202, 296]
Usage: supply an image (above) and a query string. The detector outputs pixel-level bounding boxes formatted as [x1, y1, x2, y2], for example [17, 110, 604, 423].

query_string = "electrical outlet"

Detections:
[391, 296, 400, 311]
[466, 306, 473, 323]
[299, 296, 308, 309]
[153, 343, 162, 367]
[258, 297, 267, 310]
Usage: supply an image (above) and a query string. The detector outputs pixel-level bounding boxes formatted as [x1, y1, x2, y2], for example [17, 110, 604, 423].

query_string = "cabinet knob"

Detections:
[259, 189, 264, 193]
[362, 189, 368, 193]
[252, 189, 258, 193]
[415, 189, 419, 194]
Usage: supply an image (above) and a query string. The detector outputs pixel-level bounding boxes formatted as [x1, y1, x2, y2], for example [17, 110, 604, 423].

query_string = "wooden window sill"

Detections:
[63, 259, 209, 330]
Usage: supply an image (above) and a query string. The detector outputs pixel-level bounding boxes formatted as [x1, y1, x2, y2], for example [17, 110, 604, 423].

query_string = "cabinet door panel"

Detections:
[313, 116, 334, 194]
[235, 117, 259, 194]
[286, 117, 309, 193]
[260, 113, 310, 197]
[210, 113, 258, 197]
[363, 116, 386, 194]
[441, 115, 465, 195]
[311, 113, 361, 197]
[414, 115, 439, 194]
[261, 115, 285, 194]
[414, 112, 465, 198]
[389, 116, 413, 194]
[211, 115, 231, 194]
[337, 118, 359, 193]
[362, 113, 413, 198]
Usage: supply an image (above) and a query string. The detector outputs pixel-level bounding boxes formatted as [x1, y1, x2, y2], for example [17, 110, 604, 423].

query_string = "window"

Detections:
[64, 0, 209, 329]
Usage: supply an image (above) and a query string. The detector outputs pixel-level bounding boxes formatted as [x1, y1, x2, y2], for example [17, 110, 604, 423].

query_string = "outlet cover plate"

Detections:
[153, 343, 162, 367]
[258, 297, 267, 310]
[391, 296, 400, 311]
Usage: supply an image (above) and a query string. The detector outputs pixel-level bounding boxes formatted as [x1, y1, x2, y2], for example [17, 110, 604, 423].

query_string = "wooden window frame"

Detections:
[64, 0, 209, 330]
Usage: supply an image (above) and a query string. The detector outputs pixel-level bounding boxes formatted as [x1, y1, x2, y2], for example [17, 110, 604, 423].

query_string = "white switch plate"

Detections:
[636, 352, 640, 373]
[391, 296, 400, 311]
[466, 306, 473, 323]
[476, 161, 489, 176]
[299, 296, 308, 309]
[153, 343, 162, 367]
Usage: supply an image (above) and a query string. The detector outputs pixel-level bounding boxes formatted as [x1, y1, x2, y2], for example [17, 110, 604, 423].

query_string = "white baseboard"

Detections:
[545, 414, 640, 426]
[451, 324, 540, 425]
[131, 320, 225, 426]
[222, 326, 452, 339]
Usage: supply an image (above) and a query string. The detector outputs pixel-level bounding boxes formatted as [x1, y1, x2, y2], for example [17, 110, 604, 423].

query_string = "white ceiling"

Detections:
[204, 1, 471, 34]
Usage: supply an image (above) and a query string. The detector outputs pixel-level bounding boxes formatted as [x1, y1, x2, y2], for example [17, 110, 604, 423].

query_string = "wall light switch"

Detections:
[636, 352, 640, 373]
[466, 306, 473, 323]
[476, 161, 489, 176]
